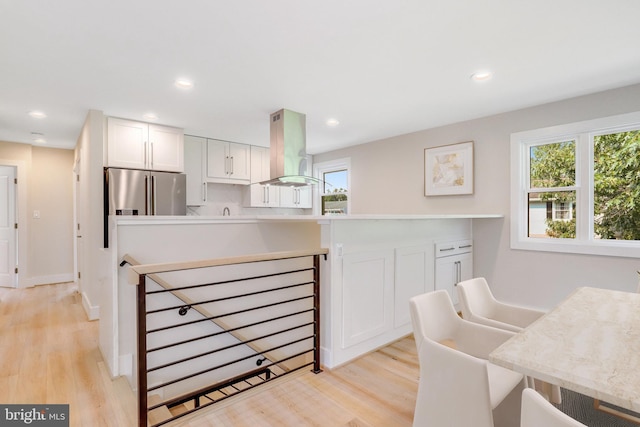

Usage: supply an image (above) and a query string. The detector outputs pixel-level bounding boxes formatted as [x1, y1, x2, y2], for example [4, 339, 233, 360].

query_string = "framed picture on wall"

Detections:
[424, 141, 474, 196]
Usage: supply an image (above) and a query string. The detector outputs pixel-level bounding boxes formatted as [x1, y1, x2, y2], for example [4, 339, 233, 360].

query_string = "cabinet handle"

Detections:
[455, 260, 462, 284]
[150, 141, 154, 168]
[439, 247, 455, 252]
[230, 156, 234, 175]
[144, 141, 148, 167]
[458, 244, 472, 249]
[202, 182, 207, 202]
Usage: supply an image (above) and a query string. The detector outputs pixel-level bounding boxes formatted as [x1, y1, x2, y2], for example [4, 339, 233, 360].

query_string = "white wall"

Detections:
[0, 141, 74, 287]
[75, 110, 106, 320]
[314, 83, 640, 310]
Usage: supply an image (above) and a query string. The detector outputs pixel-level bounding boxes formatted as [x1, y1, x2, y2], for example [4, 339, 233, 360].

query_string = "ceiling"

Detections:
[2, 1, 640, 154]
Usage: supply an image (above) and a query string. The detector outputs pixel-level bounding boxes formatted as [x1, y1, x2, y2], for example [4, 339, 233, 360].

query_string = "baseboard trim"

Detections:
[25, 273, 74, 287]
[82, 291, 100, 320]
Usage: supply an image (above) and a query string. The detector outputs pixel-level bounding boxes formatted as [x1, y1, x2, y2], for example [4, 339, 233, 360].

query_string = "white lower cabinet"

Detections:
[340, 243, 434, 350]
[394, 244, 434, 327]
[342, 250, 395, 348]
[434, 239, 473, 309]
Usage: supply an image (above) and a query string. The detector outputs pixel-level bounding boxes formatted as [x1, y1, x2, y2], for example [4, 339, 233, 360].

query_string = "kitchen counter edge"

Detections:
[112, 214, 504, 226]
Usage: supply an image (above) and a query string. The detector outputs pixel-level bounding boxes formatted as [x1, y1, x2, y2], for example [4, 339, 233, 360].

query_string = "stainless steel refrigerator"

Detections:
[104, 168, 186, 246]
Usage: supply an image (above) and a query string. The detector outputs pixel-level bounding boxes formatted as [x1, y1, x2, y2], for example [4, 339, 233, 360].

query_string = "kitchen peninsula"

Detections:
[100, 214, 501, 381]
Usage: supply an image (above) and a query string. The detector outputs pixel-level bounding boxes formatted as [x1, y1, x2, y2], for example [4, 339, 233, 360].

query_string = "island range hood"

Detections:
[260, 109, 321, 187]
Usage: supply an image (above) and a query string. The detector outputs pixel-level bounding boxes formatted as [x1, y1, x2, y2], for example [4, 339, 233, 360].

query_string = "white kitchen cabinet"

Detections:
[279, 186, 312, 208]
[394, 244, 434, 328]
[206, 139, 250, 184]
[434, 239, 473, 309]
[107, 117, 183, 172]
[342, 249, 395, 348]
[245, 184, 279, 207]
[244, 146, 279, 207]
[184, 135, 207, 206]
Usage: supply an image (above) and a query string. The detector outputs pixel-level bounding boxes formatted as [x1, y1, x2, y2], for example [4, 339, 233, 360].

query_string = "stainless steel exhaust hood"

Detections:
[260, 109, 321, 187]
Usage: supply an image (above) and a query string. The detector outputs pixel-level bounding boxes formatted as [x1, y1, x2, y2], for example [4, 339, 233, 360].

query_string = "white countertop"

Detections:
[112, 213, 503, 225]
[490, 287, 640, 412]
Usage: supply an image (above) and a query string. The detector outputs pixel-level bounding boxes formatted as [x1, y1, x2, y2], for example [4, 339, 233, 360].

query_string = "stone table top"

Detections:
[490, 286, 640, 412]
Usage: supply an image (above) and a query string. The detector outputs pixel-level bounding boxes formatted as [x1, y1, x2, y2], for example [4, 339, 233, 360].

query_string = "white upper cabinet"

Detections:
[279, 186, 312, 208]
[206, 139, 250, 184]
[249, 145, 270, 183]
[184, 135, 207, 206]
[244, 146, 279, 207]
[107, 117, 183, 172]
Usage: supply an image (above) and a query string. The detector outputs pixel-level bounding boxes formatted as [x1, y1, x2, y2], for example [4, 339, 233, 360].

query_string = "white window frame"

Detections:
[313, 158, 351, 216]
[511, 111, 640, 258]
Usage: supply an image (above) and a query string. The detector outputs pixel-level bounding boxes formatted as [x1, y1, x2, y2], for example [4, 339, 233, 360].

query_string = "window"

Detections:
[313, 158, 350, 215]
[511, 111, 640, 257]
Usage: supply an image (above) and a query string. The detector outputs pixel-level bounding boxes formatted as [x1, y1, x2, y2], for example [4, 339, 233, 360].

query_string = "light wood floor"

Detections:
[0, 282, 418, 426]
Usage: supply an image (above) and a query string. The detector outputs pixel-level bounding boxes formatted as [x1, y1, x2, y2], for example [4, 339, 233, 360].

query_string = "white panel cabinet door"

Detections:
[279, 187, 312, 208]
[107, 118, 147, 169]
[206, 139, 250, 184]
[249, 145, 270, 183]
[107, 118, 184, 172]
[244, 184, 279, 207]
[342, 249, 394, 348]
[184, 135, 207, 206]
[435, 251, 472, 309]
[227, 142, 250, 181]
[394, 244, 434, 328]
[206, 139, 228, 180]
[148, 124, 184, 172]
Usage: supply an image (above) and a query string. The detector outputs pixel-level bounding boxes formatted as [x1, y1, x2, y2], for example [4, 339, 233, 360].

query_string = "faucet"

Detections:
[223, 207, 230, 216]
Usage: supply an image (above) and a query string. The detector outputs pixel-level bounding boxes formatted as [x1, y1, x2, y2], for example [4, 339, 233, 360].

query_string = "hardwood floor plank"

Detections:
[1, 282, 420, 426]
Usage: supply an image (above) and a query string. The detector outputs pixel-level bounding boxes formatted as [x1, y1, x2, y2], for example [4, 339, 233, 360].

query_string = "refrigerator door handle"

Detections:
[151, 175, 157, 215]
[144, 175, 150, 215]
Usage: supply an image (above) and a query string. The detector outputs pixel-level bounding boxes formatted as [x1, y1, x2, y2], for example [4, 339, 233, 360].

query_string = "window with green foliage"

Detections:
[528, 141, 576, 238]
[593, 130, 640, 240]
[321, 169, 348, 215]
[313, 158, 351, 216]
[511, 112, 640, 257]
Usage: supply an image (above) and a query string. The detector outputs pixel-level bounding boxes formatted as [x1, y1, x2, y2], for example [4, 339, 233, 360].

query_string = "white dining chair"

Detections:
[456, 277, 562, 404]
[456, 277, 545, 332]
[521, 388, 586, 427]
[409, 290, 525, 427]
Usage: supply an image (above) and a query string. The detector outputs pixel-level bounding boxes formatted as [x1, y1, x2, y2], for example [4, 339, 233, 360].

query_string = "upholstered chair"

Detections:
[521, 388, 586, 427]
[409, 290, 525, 427]
[456, 277, 544, 332]
[456, 277, 562, 403]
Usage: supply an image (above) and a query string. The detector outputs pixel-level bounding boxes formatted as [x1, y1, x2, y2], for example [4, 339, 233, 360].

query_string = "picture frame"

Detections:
[424, 141, 474, 196]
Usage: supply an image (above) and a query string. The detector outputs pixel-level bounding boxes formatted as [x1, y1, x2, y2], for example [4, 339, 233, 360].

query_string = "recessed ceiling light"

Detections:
[143, 113, 158, 121]
[174, 78, 194, 89]
[28, 110, 47, 118]
[326, 118, 340, 127]
[471, 70, 493, 82]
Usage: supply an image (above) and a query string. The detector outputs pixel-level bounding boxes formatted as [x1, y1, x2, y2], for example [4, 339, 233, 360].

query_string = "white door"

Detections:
[0, 166, 17, 287]
[74, 163, 83, 294]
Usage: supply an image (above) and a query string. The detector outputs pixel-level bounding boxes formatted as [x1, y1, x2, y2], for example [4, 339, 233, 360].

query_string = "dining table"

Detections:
[489, 286, 640, 419]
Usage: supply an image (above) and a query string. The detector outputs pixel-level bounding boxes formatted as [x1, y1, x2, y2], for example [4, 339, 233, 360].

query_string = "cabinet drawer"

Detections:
[435, 239, 473, 258]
